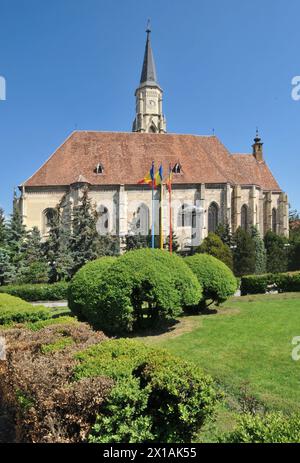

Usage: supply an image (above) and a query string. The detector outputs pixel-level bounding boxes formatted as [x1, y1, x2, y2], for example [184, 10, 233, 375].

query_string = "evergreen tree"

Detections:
[96, 235, 120, 256]
[70, 188, 99, 274]
[25, 227, 44, 263]
[289, 241, 300, 271]
[196, 233, 233, 269]
[164, 232, 180, 253]
[6, 192, 27, 278]
[0, 247, 15, 285]
[20, 227, 49, 284]
[43, 201, 74, 282]
[0, 208, 6, 247]
[250, 226, 267, 274]
[264, 231, 289, 274]
[232, 227, 256, 276]
[216, 222, 232, 247]
[124, 233, 149, 251]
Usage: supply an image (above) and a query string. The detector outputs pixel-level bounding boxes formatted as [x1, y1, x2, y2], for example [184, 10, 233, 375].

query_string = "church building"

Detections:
[18, 27, 289, 250]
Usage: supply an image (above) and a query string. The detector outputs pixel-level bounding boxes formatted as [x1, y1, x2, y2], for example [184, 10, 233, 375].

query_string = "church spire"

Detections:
[132, 23, 167, 133]
[252, 128, 264, 161]
[140, 21, 158, 86]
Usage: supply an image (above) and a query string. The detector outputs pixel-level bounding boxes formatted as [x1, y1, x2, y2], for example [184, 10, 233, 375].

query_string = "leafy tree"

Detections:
[250, 226, 267, 275]
[196, 233, 233, 270]
[215, 222, 232, 247]
[264, 231, 288, 274]
[232, 228, 256, 277]
[70, 189, 100, 274]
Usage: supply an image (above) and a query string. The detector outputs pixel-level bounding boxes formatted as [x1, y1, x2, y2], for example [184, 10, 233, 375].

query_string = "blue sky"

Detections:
[0, 0, 299, 214]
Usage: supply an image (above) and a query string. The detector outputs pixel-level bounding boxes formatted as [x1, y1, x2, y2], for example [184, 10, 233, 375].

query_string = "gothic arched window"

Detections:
[178, 204, 192, 227]
[97, 205, 109, 235]
[241, 204, 248, 231]
[208, 202, 219, 233]
[136, 203, 149, 236]
[43, 208, 57, 227]
[272, 208, 277, 234]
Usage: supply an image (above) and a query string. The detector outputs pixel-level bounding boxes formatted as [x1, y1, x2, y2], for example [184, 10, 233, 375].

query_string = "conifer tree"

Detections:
[216, 222, 232, 247]
[6, 192, 27, 278]
[250, 226, 267, 274]
[232, 227, 256, 276]
[0, 248, 15, 285]
[70, 188, 99, 274]
[264, 231, 289, 274]
[0, 208, 6, 247]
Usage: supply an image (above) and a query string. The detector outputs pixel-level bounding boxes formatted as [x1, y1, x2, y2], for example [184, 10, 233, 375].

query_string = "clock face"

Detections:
[148, 99, 156, 107]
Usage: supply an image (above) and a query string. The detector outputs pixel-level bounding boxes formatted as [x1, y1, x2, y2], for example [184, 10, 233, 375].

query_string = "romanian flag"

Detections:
[155, 164, 163, 186]
[166, 163, 173, 193]
[138, 161, 155, 187]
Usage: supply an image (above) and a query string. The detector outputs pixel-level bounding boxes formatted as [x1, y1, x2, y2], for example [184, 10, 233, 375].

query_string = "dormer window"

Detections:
[173, 163, 181, 174]
[94, 163, 104, 174]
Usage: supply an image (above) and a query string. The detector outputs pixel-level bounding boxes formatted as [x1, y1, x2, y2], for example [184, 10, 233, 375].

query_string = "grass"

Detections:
[140, 292, 300, 415]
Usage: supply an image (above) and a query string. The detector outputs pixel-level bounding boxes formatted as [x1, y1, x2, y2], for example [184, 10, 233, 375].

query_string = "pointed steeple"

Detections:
[132, 23, 166, 133]
[140, 21, 159, 87]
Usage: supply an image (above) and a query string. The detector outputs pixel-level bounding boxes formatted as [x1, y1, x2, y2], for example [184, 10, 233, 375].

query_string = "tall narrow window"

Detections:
[272, 208, 277, 234]
[97, 205, 109, 235]
[178, 204, 192, 227]
[136, 203, 149, 236]
[208, 202, 219, 233]
[241, 204, 248, 231]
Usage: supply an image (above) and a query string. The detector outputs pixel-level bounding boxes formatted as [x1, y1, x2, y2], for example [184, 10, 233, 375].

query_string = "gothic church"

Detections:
[18, 27, 289, 250]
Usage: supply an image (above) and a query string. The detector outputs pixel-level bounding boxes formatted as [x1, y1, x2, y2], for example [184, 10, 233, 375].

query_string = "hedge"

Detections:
[69, 250, 202, 335]
[0, 281, 69, 302]
[74, 339, 220, 443]
[221, 412, 300, 443]
[241, 271, 300, 295]
[0, 293, 50, 325]
[185, 253, 237, 308]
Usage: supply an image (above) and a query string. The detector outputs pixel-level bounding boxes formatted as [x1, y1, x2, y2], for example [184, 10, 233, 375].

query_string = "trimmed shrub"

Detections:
[74, 339, 220, 443]
[68, 257, 116, 321]
[185, 254, 237, 308]
[222, 412, 300, 443]
[0, 293, 50, 325]
[0, 321, 109, 442]
[0, 281, 69, 302]
[240, 274, 270, 296]
[241, 271, 300, 295]
[69, 249, 202, 334]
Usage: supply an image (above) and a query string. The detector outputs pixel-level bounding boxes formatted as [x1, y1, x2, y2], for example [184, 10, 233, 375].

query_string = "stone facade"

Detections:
[17, 28, 289, 248]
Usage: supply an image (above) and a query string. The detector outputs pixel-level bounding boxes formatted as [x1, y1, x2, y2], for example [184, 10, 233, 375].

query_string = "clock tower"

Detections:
[132, 25, 167, 133]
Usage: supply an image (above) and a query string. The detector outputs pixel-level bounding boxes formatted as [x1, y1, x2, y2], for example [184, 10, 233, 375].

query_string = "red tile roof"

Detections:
[21, 131, 281, 191]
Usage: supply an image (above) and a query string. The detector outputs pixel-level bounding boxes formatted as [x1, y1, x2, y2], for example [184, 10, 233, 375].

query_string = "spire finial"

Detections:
[254, 126, 261, 143]
[146, 18, 151, 34]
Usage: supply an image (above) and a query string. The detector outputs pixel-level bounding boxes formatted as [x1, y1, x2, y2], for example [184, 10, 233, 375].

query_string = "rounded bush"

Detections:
[185, 253, 237, 308]
[68, 257, 116, 320]
[74, 339, 219, 443]
[69, 249, 202, 334]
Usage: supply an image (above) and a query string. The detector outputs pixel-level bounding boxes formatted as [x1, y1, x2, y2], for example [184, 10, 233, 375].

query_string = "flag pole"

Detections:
[160, 182, 164, 249]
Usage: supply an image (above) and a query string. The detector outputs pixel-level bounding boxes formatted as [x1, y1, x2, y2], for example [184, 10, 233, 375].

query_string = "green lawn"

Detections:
[141, 293, 300, 414]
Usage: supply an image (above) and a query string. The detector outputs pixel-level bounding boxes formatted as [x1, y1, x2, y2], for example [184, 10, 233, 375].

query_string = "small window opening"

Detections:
[173, 163, 181, 174]
[94, 163, 104, 174]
